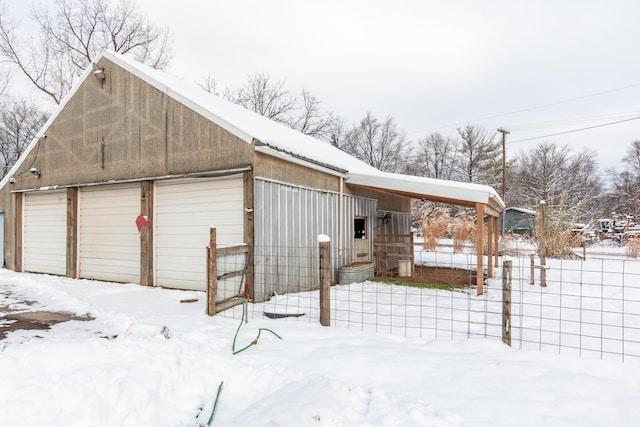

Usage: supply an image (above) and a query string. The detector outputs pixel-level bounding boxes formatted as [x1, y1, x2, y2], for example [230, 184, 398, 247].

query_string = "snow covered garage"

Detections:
[0, 50, 503, 305]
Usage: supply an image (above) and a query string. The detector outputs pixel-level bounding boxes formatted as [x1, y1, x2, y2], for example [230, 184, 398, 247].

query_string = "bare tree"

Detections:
[602, 140, 640, 217]
[455, 124, 501, 185]
[605, 169, 640, 217]
[622, 140, 640, 176]
[0, 67, 9, 99]
[227, 72, 297, 123]
[327, 115, 347, 148]
[0, 97, 48, 178]
[509, 142, 603, 221]
[287, 88, 336, 139]
[410, 132, 458, 179]
[220, 71, 337, 140]
[341, 112, 411, 173]
[197, 73, 221, 96]
[0, 0, 173, 105]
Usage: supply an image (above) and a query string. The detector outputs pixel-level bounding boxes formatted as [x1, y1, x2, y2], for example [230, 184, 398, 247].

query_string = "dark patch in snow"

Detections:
[0, 310, 95, 340]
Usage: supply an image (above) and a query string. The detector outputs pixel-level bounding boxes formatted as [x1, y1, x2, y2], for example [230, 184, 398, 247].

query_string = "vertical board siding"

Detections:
[79, 184, 141, 283]
[23, 191, 67, 275]
[155, 175, 244, 291]
[375, 209, 413, 272]
[253, 178, 378, 302]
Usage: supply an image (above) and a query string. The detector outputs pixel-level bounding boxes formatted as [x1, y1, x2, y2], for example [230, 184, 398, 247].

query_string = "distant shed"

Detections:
[500, 207, 536, 235]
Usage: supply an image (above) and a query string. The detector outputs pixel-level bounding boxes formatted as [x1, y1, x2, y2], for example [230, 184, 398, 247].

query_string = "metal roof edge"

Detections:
[254, 142, 348, 178]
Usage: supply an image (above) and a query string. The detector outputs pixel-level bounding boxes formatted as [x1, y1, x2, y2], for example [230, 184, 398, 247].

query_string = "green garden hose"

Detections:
[232, 297, 282, 355]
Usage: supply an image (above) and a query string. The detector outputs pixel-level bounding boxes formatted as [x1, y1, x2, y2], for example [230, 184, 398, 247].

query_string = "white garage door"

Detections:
[23, 191, 67, 275]
[79, 184, 140, 283]
[155, 175, 244, 290]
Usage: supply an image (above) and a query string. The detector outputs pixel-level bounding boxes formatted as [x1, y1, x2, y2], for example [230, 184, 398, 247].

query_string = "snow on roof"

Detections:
[348, 170, 503, 208]
[104, 51, 378, 176]
[506, 207, 536, 215]
[1, 50, 505, 209]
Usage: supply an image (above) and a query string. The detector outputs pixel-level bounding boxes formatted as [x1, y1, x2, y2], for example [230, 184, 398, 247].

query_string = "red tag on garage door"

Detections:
[136, 214, 150, 232]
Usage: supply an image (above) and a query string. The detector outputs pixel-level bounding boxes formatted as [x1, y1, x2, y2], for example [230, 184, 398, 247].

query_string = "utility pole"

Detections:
[497, 128, 510, 235]
[497, 128, 509, 202]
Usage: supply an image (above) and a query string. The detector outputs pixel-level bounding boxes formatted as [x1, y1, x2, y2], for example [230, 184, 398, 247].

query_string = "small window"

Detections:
[354, 217, 366, 239]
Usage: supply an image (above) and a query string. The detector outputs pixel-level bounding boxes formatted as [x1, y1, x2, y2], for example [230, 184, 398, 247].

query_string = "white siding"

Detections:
[79, 184, 140, 283]
[155, 176, 244, 291]
[23, 191, 67, 275]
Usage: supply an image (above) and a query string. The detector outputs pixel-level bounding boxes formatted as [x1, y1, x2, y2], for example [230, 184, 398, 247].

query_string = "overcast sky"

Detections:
[10, 0, 640, 175]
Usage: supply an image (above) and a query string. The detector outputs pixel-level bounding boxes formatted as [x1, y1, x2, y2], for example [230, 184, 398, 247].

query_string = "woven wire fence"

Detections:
[218, 245, 503, 340]
[509, 255, 640, 363]
[217, 244, 640, 363]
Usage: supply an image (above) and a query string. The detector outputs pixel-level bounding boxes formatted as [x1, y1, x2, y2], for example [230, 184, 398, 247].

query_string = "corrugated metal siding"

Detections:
[341, 195, 377, 264]
[376, 209, 411, 236]
[253, 179, 412, 301]
[253, 178, 378, 302]
[254, 179, 335, 301]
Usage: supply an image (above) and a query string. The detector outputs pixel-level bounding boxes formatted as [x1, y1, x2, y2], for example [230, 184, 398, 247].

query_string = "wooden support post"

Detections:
[243, 170, 255, 301]
[207, 227, 217, 316]
[502, 260, 512, 346]
[319, 237, 331, 327]
[140, 181, 154, 286]
[410, 233, 415, 277]
[14, 192, 23, 272]
[493, 216, 500, 268]
[476, 203, 484, 295]
[539, 200, 547, 287]
[66, 187, 78, 278]
[487, 214, 494, 278]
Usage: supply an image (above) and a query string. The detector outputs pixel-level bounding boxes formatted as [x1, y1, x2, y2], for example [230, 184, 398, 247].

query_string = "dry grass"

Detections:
[451, 211, 476, 253]
[498, 233, 517, 255]
[626, 238, 640, 259]
[534, 197, 582, 259]
[422, 207, 450, 251]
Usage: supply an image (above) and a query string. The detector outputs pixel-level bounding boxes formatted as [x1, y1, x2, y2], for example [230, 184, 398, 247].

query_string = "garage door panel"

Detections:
[80, 233, 140, 246]
[79, 184, 140, 283]
[80, 258, 139, 270]
[155, 176, 243, 291]
[81, 246, 139, 256]
[23, 191, 67, 275]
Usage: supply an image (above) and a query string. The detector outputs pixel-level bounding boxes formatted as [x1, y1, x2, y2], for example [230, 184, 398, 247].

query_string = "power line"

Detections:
[507, 115, 640, 144]
[507, 110, 640, 132]
[408, 82, 640, 135]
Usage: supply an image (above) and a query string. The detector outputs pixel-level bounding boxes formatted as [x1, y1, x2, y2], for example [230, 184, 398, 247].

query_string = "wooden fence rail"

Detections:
[373, 233, 415, 277]
[207, 227, 249, 316]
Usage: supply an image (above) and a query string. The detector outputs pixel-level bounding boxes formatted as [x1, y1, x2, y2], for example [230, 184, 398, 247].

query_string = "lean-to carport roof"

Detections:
[349, 170, 504, 216]
[0, 50, 505, 213]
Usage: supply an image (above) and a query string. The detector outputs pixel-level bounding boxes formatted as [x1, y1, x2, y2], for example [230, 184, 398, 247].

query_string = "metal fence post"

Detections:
[502, 260, 512, 346]
[319, 236, 331, 327]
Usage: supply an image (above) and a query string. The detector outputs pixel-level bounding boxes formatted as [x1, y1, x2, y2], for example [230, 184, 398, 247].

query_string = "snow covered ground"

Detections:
[1, 266, 639, 427]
